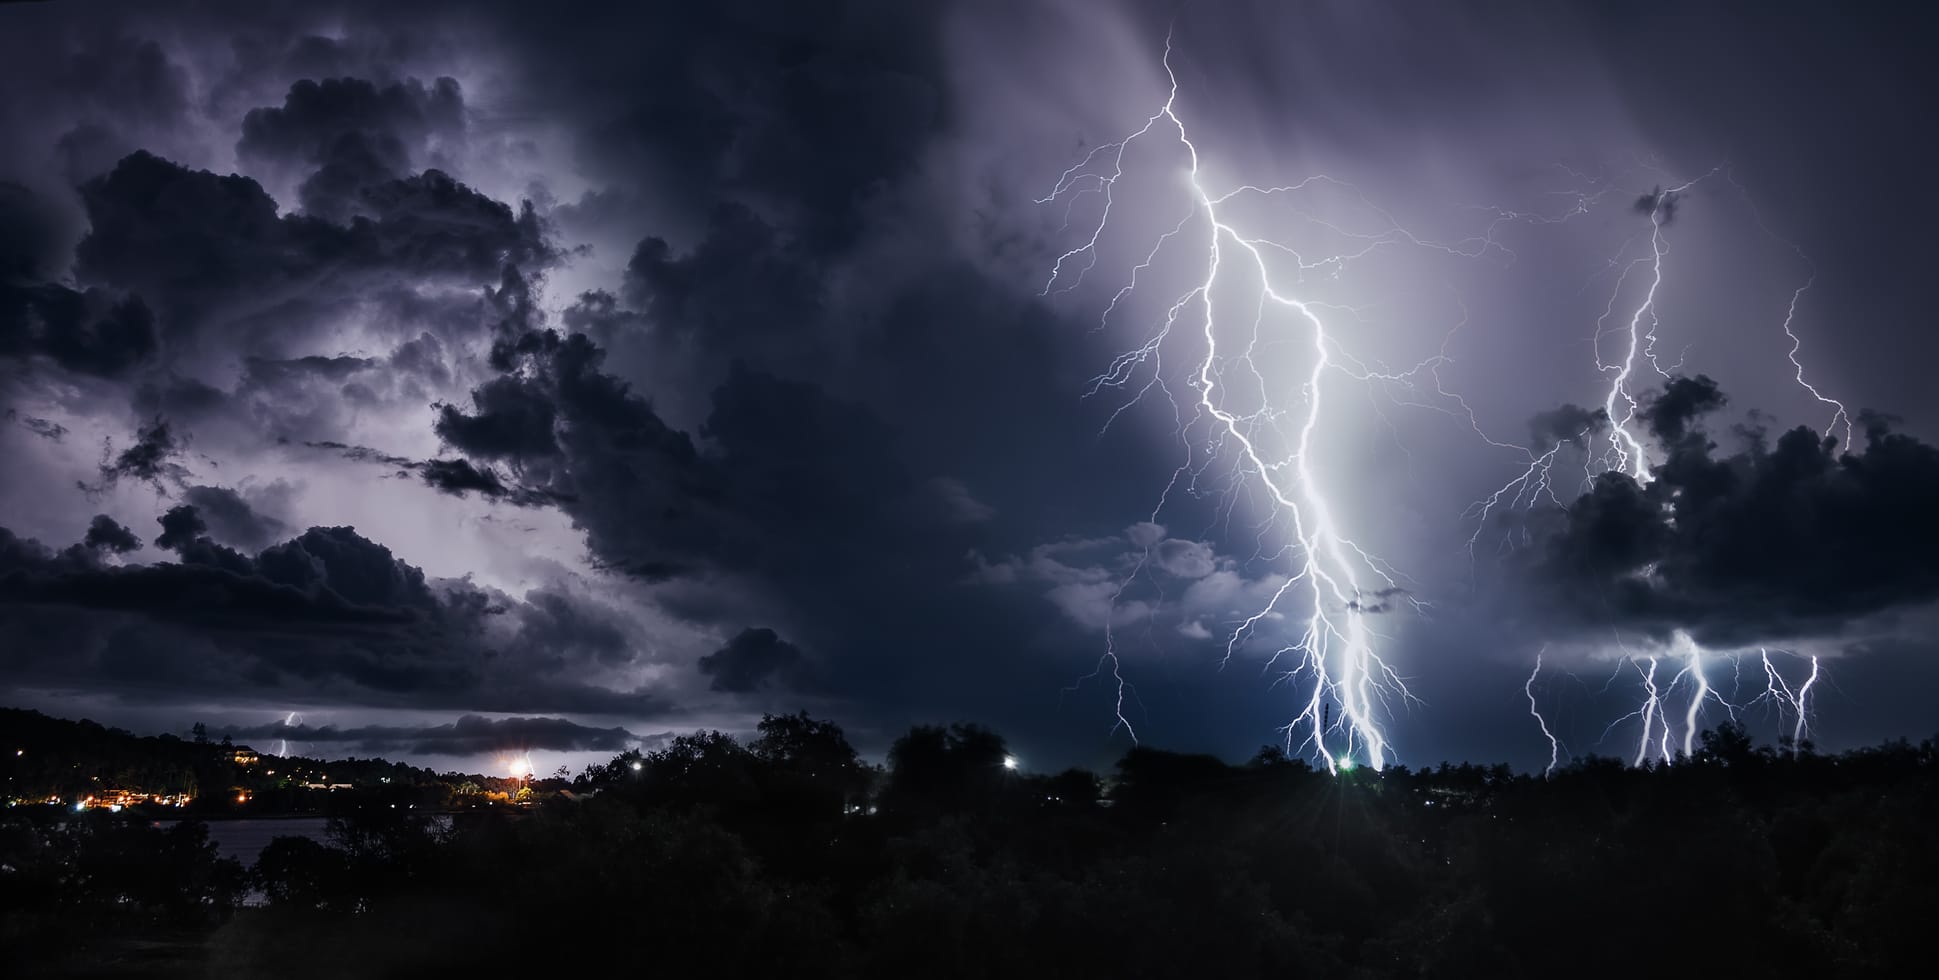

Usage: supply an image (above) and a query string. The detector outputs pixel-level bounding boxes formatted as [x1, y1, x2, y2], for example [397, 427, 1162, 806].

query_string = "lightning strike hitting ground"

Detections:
[1040, 37, 1515, 773]
[1526, 650, 1560, 777]
[1471, 173, 1847, 769]
[1752, 649, 1821, 752]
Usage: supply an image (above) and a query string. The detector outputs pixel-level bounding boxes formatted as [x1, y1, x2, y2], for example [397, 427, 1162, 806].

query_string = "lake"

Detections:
[157, 816, 331, 867]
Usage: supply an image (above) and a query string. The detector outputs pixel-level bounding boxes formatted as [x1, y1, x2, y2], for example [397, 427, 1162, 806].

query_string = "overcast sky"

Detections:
[3, 0, 1936, 775]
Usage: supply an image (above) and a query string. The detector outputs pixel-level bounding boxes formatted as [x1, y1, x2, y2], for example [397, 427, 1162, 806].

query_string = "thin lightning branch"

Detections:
[1779, 278, 1853, 447]
[1725, 169, 1853, 448]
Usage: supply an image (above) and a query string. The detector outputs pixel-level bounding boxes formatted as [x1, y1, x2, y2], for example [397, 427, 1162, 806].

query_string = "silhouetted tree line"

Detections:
[5, 713, 1937, 978]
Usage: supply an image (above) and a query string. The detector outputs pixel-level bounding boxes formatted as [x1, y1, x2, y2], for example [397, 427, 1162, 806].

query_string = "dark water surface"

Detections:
[157, 816, 331, 867]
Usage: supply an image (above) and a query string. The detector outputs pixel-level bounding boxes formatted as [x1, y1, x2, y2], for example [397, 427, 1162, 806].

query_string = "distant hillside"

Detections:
[2, 707, 492, 812]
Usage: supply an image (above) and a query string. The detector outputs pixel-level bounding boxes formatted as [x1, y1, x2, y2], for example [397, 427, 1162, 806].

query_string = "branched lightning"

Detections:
[1044, 35, 1846, 773]
[1751, 648, 1820, 753]
[1039, 35, 1539, 773]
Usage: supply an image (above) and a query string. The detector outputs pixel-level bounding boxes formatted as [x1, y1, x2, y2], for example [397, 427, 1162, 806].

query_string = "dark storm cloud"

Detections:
[621, 203, 824, 362]
[238, 75, 466, 219]
[0, 519, 669, 717]
[152, 504, 208, 553]
[2, 184, 158, 379]
[514, 588, 632, 667]
[82, 515, 140, 554]
[1, 522, 399, 628]
[0, 21, 201, 185]
[415, 458, 566, 507]
[1639, 375, 1726, 446]
[436, 319, 965, 596]
[0, 281, 157, 378]
[698, 627, 809, 694]
[222, 714, 638, 757]
[304, 440, 567, 508]
[82, 417, 188, 493]
[434, 375, 560, 460]
[181, 485, 287, 551]
[0, 0, 1157, 766]
[1520, 380, 1939, 646]
[242, 355, 379, 387]
[542, 2, 945, 247]
[1527, 404, 1609, 449]
[6, 410, 67, 442]
[0, 181, 63, 281]
[73, 151, 550, 347]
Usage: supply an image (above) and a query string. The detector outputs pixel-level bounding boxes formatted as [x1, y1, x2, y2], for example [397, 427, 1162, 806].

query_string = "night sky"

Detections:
[4, 0, 1937, 776]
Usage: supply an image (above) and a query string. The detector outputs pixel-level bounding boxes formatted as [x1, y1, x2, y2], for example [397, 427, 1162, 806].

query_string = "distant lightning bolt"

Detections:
[278, 711, 302, 757]
[1526, 650, 1560, 777]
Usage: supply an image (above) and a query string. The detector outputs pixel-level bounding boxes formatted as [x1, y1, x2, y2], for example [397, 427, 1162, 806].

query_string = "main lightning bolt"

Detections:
[1040, 36, 1488, 773]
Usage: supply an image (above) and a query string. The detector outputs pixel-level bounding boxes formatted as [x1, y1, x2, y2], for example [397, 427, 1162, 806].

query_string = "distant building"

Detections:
[231, 745, 260, 766]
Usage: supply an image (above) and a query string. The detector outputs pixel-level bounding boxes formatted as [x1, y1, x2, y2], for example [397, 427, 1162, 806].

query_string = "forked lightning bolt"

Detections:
[1041, 36, 1485, 773]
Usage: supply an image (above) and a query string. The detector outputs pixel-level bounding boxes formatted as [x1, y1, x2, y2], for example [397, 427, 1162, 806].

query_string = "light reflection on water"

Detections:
[158, 815, 452, 866]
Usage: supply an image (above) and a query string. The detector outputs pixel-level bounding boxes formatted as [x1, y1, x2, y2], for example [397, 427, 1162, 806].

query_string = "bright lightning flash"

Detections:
[1038, 37, 1519, 773]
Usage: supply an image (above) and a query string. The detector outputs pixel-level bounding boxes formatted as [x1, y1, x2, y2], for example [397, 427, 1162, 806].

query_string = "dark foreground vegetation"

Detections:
[5, 713, 1936, 978]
